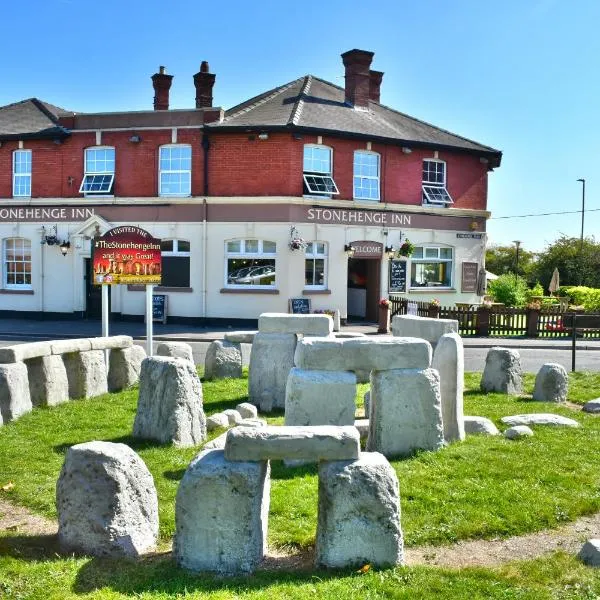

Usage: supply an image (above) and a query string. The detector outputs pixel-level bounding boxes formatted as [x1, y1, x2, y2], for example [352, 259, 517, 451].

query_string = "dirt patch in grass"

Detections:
[0, 497, 56, 537]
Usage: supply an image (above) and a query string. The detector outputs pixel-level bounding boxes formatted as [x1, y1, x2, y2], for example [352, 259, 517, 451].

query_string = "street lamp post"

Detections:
[577, 178, 586, 253]
[513, 240, 522, 284]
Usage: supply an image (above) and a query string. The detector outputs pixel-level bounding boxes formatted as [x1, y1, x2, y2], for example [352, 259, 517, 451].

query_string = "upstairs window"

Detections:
[80, 147, 115, 196]
[159, 145, 192, 197]
[160, 239, 190, 288]
[422, 159, 453, 206]
[304, 242, 327, 289]
[353, 151, 380, 201]
[3, 238, 32, 289]
[225, 239, 276, 288]
[13, 150, 32, 197]
[410, 245, 453, 288]
[303, 145, 339, 196]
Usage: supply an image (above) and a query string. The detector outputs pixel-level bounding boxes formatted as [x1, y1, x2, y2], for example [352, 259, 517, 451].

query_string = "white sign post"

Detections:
[101, 285, 109, 371]
[146, 284, 154, 356]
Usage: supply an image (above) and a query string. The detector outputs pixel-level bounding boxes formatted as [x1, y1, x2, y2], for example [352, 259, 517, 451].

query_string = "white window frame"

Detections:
[13, 150, 32, 198]
[303, 144, 339, 197]
[353, 150, 380, 201]
[159, 144, 192, 197]
[304, 241, 328, 290]
[160, 239, 191, 288]
[224, 239, 277, 289]
[422, 158, 453, 206]
[409, 244, 454, 290]
[3, 237, 32, 290]
[80, 146, 115, 196]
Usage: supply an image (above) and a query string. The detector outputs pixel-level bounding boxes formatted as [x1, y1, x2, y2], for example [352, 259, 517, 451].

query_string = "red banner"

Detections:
[92, 226, 162, 285]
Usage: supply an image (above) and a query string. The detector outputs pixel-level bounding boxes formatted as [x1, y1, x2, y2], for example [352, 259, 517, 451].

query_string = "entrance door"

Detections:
[84, 258, 109, 319]
[347, 258, 381, 322]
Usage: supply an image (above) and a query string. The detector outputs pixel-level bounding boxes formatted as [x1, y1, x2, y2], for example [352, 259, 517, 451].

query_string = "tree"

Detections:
[485, 244, 536, 285]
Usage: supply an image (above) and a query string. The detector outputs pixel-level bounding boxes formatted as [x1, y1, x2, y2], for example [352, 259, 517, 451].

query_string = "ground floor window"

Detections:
[305, 241, 327, 288]
[160, 239, 190, 287]
[226, 239, 276, 287]
[410, 246, 453, 288]
[3, 237, 32, 288]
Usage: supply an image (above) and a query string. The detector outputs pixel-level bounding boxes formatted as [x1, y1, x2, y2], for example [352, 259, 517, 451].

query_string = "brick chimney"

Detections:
[151, 66, 173, 111]
[193, 61, 216, 108]
[341, 49, 374, 109]
[369, 70, 384, 103]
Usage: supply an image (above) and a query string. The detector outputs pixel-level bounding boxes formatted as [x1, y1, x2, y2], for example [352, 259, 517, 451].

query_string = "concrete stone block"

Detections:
[62, 350, 107, 399]
[0, 362, 31, 424]
[174, 449, 270, 574]
[367, 368, 444, 458]
[204, 340, 242, 380]
[57, 441, 158, 558]
[432, 332, 465, 443]
[294, 336, 432, 372]
[51, 339, 92, 354]
[133, 357, 206, 447]
[248, 332, 297, 412]
[354, 418, 369, 439]
[206, 413, 229, 431]
[285, 368, 357, 426]
[258, 313, 332, 336]
[463, 416, 500, 436]
[156, 341, 194, 364]
[532, 363, 568, 403]
[578, 539, 600, 566]
[225, 425, 360, 462]
[222, 409, 243, 425]
[108, 345, 146, 392]
[504, 425, 534, 439]
[224, 331, 257, 344]
[0, 341, 51, 363]
[88, 335, 133, 350]
[480, 347, 523, 394]
[236, 402, 258, 419]
[316, 452, 403, 568]
[501, 413, 580, 428]
[26, 354, 69, 407]
[391, 314, 458, 345]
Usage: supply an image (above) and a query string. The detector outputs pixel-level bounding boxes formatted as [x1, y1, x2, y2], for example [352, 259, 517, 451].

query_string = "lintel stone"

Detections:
[51, 339, 92, 354]
[391, 314, 458, 344]
[0, 341, 51, 363]
[258, 313, 332, 336]
[88, 336, 133, 350]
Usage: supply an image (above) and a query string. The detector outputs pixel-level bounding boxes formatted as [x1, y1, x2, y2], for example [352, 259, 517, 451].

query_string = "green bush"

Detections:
[525, 281, 544, 303]
[560, 286, 600, 311]
[488, 274, 529, 307]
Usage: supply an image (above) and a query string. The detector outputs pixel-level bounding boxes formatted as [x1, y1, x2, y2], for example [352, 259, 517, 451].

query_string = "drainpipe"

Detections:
[202, 198, 208, 319]
[202, 133, 210, 196]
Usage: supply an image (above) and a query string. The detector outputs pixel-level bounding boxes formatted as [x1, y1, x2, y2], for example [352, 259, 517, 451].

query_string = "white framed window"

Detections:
[225, 239, 276, 288]
[305, 242, 327, 289]
[410, 245, 453, 289]
[303, 145, 339, 196]
[3, 238, 32, 289]
[160, 239, 191, 287]
[159, 144, 192, 197]
[80, 147, 115, 196]
[353, 151, 380, 201]
[13, 150, 32, 197]
[422, 159, 453, 206]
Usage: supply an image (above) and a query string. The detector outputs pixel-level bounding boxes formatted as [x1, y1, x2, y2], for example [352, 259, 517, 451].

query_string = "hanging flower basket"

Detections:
[289, 237, 307, 251]
[396, 239, 415, 258]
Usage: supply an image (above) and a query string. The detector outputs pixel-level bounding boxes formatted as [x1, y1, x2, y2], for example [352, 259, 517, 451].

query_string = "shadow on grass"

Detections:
[163, 469, 185, 481]
[0, 533, 62, 562]
[203, 398, 249, 414]
[53, 436, 173, 456]
[269, 461, 318, 480]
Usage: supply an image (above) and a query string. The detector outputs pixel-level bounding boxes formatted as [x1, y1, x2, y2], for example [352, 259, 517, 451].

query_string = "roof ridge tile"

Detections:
[288, 75, 311, 126]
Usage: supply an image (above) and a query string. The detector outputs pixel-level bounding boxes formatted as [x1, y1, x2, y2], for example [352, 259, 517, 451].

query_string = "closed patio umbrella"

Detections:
[549, 268, 560, 295]
[476, 268, 487, 296]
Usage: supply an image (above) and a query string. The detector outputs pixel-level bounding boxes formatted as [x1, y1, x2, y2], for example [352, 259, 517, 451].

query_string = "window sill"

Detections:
[0, 288, 34, 295]
[127, 285, 193, 293]
[302, 289, 331, 295]
[409, 288, 456, 293]
[220, 288, 280, 295]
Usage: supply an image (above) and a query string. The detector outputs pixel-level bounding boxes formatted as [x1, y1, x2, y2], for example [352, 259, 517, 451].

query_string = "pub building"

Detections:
[0, 50, 501, 323]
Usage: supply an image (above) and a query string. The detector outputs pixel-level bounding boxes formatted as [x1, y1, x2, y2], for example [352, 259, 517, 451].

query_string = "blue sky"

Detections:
[2, 0, 598, 253]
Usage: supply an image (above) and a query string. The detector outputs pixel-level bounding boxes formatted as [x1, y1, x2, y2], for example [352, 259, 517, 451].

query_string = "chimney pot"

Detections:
[200, 61, 209, 73]
[159, 65, 166, 74]
[193, 60, 216, 108]
[151, 66, 173, 111]
[341, 49, 374, 109]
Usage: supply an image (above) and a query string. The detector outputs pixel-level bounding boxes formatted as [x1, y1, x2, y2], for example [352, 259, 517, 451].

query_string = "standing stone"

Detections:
[204, 340, 242, 380]
[26, 355, 69, 407]
[0, 362, 31, 424]
[56, 441, 158, 558]
[285, 368, 357, 427]
[316, 452, 403, 568]
[62, 350, 108, 399]
[432, 332, 465, 443]
[133, 356, 206, 447]
[364, 390, 371, 418]
[532, 363, 568, 403]
[480, 347, 523, 394]
[108, 345, 147, 392]
[174, 449, 270, 574]
[248, 332, 297, 412]
[156, 342, 194, 364]
[367, 368, 444, 458]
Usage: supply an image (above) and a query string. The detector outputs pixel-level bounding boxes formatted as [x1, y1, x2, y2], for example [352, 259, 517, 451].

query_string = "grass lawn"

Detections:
[1, 370, 600, 598]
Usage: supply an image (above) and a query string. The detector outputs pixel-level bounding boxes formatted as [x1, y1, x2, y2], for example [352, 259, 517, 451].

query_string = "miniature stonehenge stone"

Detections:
[294, 336, 432, 372]
[391, 314, 458, 346]
[156, 341, 194, 364]
[480, 347, 523, 394]
[108, 345, 146, 392]
[354, 419, 369, 439]
[225, 425, 360, 462]
[432, 332, 465, 443]
[222, 409, 243, 425]
[532, 363, 568, 403]
[62, 350, 108, 399]
[88, 335, 133, 350]
[204, 340, 242, 380]
[367, 368, 444, 457]
[56, 441, 159, 558]
[133, 356, 206, 447]
[206, 413, 230, 431]
[583, 399, 600, 413]
[26, 354, 69, 407]
[258, 312, 332, 336]
[0, 362, 32, 424]
[463, 416, 500, 436]
[316, 452, 403, 568]
[174, 448, 270, 574]
[285, 368, 357, 427]
[224, 331, 257, 344]
[578, 539, 600, 566]
[248, 332, 297, 411]
[504, 425, 533, 439]
[236, 402, 258, 419]
[0, 341, 51, 363]
[51, 338, 92, 354]
[501, 413, 580, 428]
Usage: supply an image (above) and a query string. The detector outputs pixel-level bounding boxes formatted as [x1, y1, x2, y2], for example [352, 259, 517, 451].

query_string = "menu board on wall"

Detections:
[389, 260, 407, 293]
[461, 262, 478, 293]
[289, 298, 311, 314]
